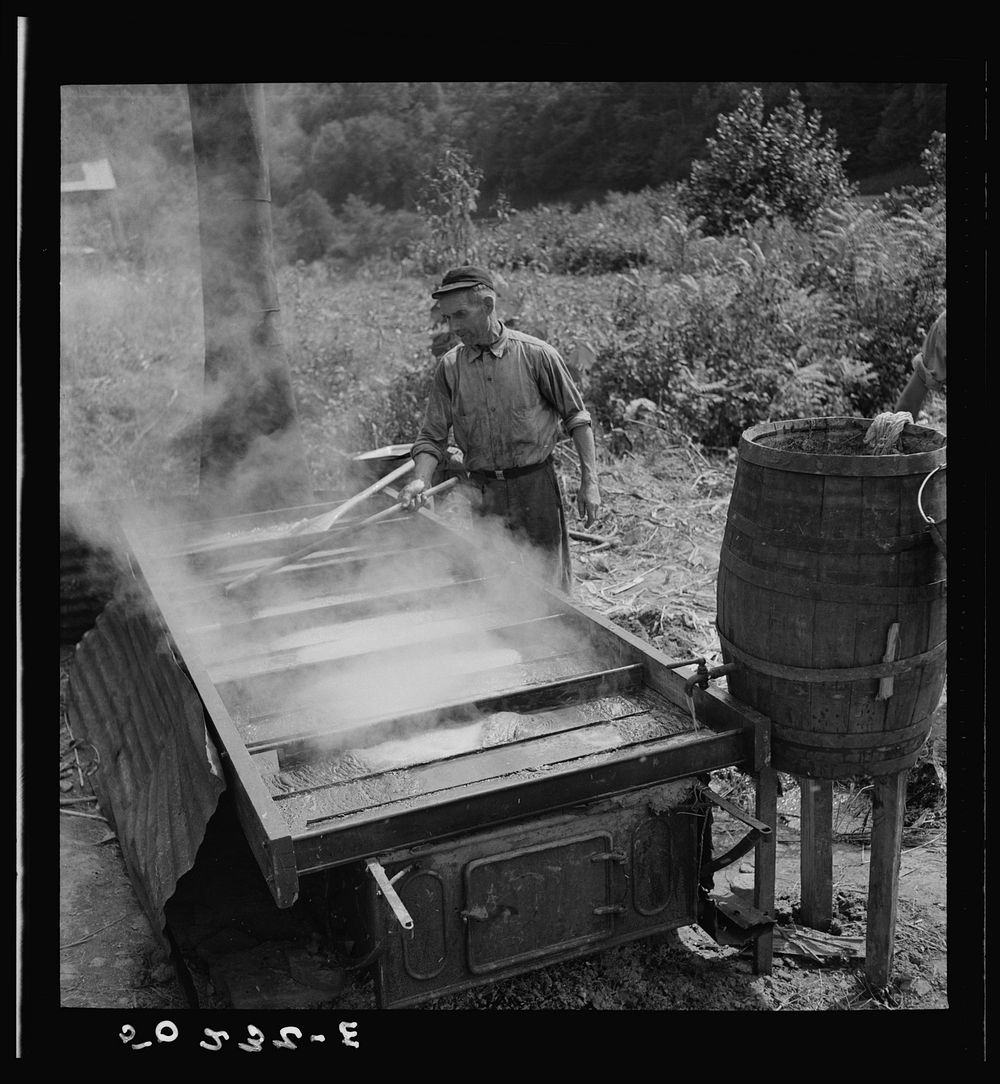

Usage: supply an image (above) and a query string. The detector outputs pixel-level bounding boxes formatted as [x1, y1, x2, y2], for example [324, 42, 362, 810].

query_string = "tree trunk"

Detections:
[188, 83, 313, 515]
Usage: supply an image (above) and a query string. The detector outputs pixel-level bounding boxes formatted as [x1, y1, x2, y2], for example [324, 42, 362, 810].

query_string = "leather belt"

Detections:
[468, 457, 551, 482]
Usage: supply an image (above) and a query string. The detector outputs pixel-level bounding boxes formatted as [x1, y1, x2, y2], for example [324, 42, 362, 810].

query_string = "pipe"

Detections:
[365, 858, 414, 931]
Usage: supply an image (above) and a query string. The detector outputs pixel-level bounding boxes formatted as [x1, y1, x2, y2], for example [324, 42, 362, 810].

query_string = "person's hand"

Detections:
[577, 480, 601, 528]
[399, 478, 428, 511]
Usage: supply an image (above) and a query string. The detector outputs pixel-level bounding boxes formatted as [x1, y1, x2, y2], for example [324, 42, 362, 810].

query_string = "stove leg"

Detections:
[799, 777, 833, 931]
[865, 769, 908, 989]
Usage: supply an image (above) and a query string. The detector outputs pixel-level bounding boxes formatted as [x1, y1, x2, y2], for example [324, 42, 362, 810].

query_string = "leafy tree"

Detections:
[275, 189, 337, 263]
[331, 194, 424, 262]
[266, 110, 311, 205]
[680, 87, 855, 235]
[307, 119, 349, 204]
[448, 82, 558, 205]
[867, 84, 946, 173]
[281, 83, 347, 135]
[801, 82, 890, 178]
[339, 82, 415, 119]
[410, 81, 444, 113]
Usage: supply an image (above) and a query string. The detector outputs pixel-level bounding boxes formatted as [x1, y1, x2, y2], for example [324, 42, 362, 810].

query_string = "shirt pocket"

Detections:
[452, 408, 484, 452]
[510, 405, 542, 451]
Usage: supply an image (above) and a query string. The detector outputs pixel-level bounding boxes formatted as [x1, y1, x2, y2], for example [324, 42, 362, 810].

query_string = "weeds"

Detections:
[60, 175, 945, 505]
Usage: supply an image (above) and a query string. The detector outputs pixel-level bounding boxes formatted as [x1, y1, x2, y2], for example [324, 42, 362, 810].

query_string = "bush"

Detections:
[808, 200, 945, 412]
[582, 209, 913, 446]
[411, 146, 484, 274]
[276, 181, 944, 461]
[679, 88, 855, 235]
[875, 131, 946, 216]
[330, 194, 425, 262]
[275, 189, 339, 263]
[482, 188, 685, 275]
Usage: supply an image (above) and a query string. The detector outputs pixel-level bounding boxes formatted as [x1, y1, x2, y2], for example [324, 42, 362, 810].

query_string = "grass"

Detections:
[58, 252, 946, 507]
[58, 261, 631, 502]
[60, 261, 205, 502]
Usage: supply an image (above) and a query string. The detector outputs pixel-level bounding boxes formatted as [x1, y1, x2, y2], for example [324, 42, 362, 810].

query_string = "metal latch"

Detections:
[365, 858, 414, 931]
[590, 851, 628, 915]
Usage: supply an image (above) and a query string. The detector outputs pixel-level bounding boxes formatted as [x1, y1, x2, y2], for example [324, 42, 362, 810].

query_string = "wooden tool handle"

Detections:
[297, 459, 416, 535]
[223, 475, 457, 596]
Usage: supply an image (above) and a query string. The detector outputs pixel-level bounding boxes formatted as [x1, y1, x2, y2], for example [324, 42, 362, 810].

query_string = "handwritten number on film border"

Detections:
[119, 1020, 179, 1049]
[118, 1020, 360, 1051]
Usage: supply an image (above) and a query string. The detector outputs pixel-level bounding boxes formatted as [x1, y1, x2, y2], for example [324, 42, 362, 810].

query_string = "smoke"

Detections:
[61, 83, 314, 525]
[249, 527, 582, 722]
[108, 487, 607, 790]
[60, 85, 205, 510]
[60, 85, 610, 801]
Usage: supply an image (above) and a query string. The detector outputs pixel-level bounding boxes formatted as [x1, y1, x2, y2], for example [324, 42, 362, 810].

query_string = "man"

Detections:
[399, 265, 600, 592]
[896, 310, 947, 418]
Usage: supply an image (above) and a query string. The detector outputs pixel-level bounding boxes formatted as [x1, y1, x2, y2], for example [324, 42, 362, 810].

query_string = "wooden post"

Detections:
[865, 769, 908, 988]
[753, 717, 776, 974]
[187, 83, 313, 515]
[799, 777, 833, 930]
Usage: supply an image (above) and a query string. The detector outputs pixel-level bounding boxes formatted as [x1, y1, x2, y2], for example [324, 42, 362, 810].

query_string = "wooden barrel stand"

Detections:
[716, 417, 946, 988]
[796, 772, 906, 988]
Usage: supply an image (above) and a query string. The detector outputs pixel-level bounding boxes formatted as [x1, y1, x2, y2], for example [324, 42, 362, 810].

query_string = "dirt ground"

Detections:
[56, 438, 958, 1022]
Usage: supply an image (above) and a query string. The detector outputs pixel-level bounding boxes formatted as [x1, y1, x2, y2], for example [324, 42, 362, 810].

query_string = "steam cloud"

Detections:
[61, 84, 604, 802]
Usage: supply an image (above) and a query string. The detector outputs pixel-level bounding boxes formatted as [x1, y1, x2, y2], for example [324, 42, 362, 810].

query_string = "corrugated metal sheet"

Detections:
[65, 597, 227, 948]
[60, 503, 124, 643]
[60, 535, 118, 643]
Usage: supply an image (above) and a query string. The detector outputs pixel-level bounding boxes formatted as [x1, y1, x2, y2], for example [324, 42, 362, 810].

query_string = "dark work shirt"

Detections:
[411, 323, 591, 472]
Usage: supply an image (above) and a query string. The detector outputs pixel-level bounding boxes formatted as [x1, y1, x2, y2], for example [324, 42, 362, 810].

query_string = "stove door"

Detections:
[463, 831, 619, 975]
[368, 779, 702, 1008]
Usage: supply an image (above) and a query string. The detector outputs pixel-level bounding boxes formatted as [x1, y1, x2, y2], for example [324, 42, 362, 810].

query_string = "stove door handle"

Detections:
[591, 850, 628, 918]
[366, 858, 415, 931]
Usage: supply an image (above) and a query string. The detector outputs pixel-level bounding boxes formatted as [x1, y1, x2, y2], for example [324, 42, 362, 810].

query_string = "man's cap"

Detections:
[431, 265, 496, 299]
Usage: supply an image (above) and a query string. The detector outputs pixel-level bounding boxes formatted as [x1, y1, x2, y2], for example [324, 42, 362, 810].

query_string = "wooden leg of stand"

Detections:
[751, 717, 776, 975]
[753, 764, 777, 974]
[799, 777, 834, 931]
[865, 769, 908, 989]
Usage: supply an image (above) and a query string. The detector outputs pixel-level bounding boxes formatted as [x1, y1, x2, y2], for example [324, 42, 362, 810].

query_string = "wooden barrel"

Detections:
[716, 417, 946, 779]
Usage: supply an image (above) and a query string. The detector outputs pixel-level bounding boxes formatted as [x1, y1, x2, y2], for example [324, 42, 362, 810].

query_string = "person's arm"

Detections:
[528, 343, 601, 525]
[896, 312, 946, 417]
[401, 358, 452, 509]
[570, 423, 601, 528]
[895, 368, 928, 417]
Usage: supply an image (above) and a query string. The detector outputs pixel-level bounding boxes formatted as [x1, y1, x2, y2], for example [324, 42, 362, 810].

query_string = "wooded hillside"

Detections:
[62, 81, 945, 216]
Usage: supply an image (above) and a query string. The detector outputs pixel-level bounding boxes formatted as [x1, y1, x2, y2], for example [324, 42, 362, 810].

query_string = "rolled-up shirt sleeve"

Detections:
[410, 358, 452, 463]
[532, 347, 592, 433]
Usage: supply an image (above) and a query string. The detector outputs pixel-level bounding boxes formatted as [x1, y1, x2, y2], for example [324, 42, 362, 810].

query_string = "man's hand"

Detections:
[399, 478, 428, 511]
[577, 479, 601, 528]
